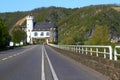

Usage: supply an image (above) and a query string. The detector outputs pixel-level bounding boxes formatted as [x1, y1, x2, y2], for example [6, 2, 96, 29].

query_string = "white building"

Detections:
[26, 15, 57, 44]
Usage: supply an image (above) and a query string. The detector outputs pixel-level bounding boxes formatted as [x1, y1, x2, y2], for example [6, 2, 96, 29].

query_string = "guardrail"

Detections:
[48, 44, 113, 60]
[114, 46, 120, 60]
[49, 44, 120, 61]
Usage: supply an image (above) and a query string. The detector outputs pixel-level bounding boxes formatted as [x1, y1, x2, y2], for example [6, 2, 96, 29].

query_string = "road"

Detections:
[0, 45, 109, 80]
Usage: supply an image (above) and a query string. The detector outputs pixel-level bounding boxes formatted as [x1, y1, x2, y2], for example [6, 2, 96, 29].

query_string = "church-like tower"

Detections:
[26, 15, 34, 44]
[25, 15, 58, 44]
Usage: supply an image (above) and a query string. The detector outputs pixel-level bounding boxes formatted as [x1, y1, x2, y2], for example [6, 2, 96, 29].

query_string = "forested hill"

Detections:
[0, 4, 120, 45]
[58, 5, 120, 45]
[0, 7, 74, 30]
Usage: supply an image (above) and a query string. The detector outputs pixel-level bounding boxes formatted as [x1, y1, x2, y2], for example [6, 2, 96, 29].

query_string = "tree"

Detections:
[0, 18, 11, 49]
[12, 29, 26, 43]
[86, 25, 110, 45]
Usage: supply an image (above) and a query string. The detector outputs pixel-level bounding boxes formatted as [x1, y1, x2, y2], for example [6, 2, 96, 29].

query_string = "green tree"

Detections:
[12, 29, 26, 43]
[86, 25, 110, 45]
[0, 18, 11, 49]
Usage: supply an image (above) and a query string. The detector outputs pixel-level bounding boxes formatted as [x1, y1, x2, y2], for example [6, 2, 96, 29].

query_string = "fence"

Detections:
[49, 44, 120, 61]
[114, 46, 120, 60]
[49, 44, 113, 60]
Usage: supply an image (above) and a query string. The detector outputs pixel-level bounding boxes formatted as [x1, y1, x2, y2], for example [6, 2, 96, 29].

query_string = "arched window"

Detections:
[34, 32, 38, 36]
[40, 32, 44, 36]
[46, 32, 50, 36]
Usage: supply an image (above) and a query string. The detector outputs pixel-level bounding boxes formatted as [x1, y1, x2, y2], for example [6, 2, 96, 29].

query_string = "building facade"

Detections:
[26, 15, 57, 44]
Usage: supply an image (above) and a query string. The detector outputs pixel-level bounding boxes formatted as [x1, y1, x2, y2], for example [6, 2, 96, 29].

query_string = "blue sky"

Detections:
[0, 0, 120, 12]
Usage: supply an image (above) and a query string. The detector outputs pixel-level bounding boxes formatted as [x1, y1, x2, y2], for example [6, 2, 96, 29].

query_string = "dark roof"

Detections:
[33, 22, 55, 31]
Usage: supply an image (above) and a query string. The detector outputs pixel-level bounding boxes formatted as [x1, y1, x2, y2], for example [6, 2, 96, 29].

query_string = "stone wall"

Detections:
[50, 46, 120, 80]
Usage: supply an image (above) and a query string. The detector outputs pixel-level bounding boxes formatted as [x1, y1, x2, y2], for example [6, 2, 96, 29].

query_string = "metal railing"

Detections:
[48, 44, 113, 60]
[114, 46, 120, 60]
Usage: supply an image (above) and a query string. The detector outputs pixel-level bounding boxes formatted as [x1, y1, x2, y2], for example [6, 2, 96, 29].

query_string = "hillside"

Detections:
[0, 4, 120, 45]
[57, 5, 120, 45]
[0, 12, 28, 30]
[0, 7, 74, 30]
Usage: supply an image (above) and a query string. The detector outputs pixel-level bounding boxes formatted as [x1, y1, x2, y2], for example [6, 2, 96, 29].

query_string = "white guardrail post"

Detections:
[114, 46, 120, 61]
[114, 47, 117, 61]
[109, 46, 112, 60]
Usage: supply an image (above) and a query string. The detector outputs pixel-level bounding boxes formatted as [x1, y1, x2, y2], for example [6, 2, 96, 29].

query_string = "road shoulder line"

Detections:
[44, 45, 59, 80]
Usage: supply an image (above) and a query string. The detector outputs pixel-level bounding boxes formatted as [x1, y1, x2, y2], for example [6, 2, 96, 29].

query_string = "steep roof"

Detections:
[33, 22, 55, 31]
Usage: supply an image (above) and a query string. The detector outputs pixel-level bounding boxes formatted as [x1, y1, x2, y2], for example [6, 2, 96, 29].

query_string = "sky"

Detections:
[0, 0, 120, 13]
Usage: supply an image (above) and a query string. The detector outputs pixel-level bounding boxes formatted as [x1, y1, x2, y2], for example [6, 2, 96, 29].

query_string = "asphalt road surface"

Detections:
[0, 45, 109, 80]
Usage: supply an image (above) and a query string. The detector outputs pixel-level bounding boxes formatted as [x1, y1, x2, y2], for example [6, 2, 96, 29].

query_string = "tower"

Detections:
[26, 15, 34, 44]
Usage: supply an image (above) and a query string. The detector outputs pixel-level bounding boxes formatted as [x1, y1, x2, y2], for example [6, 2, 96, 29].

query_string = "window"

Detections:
[46, 32, 50, 36]
[34, 32, 38, 36]
[40, 32, 44, 36]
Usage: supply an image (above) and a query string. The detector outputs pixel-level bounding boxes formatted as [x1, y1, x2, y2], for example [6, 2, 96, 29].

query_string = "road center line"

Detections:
[43, 45, 59, 80]
[41, 45, 45, 80]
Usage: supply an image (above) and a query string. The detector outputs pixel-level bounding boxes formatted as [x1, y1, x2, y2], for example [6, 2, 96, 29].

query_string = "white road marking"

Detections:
[0, 45, 37, 62]
[41, 46, 45, 80]
[2, 58, 8, 61]
[43, 45, 59, 80]
[13, 54, 17, 57]
[8, 55, 13, 58]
